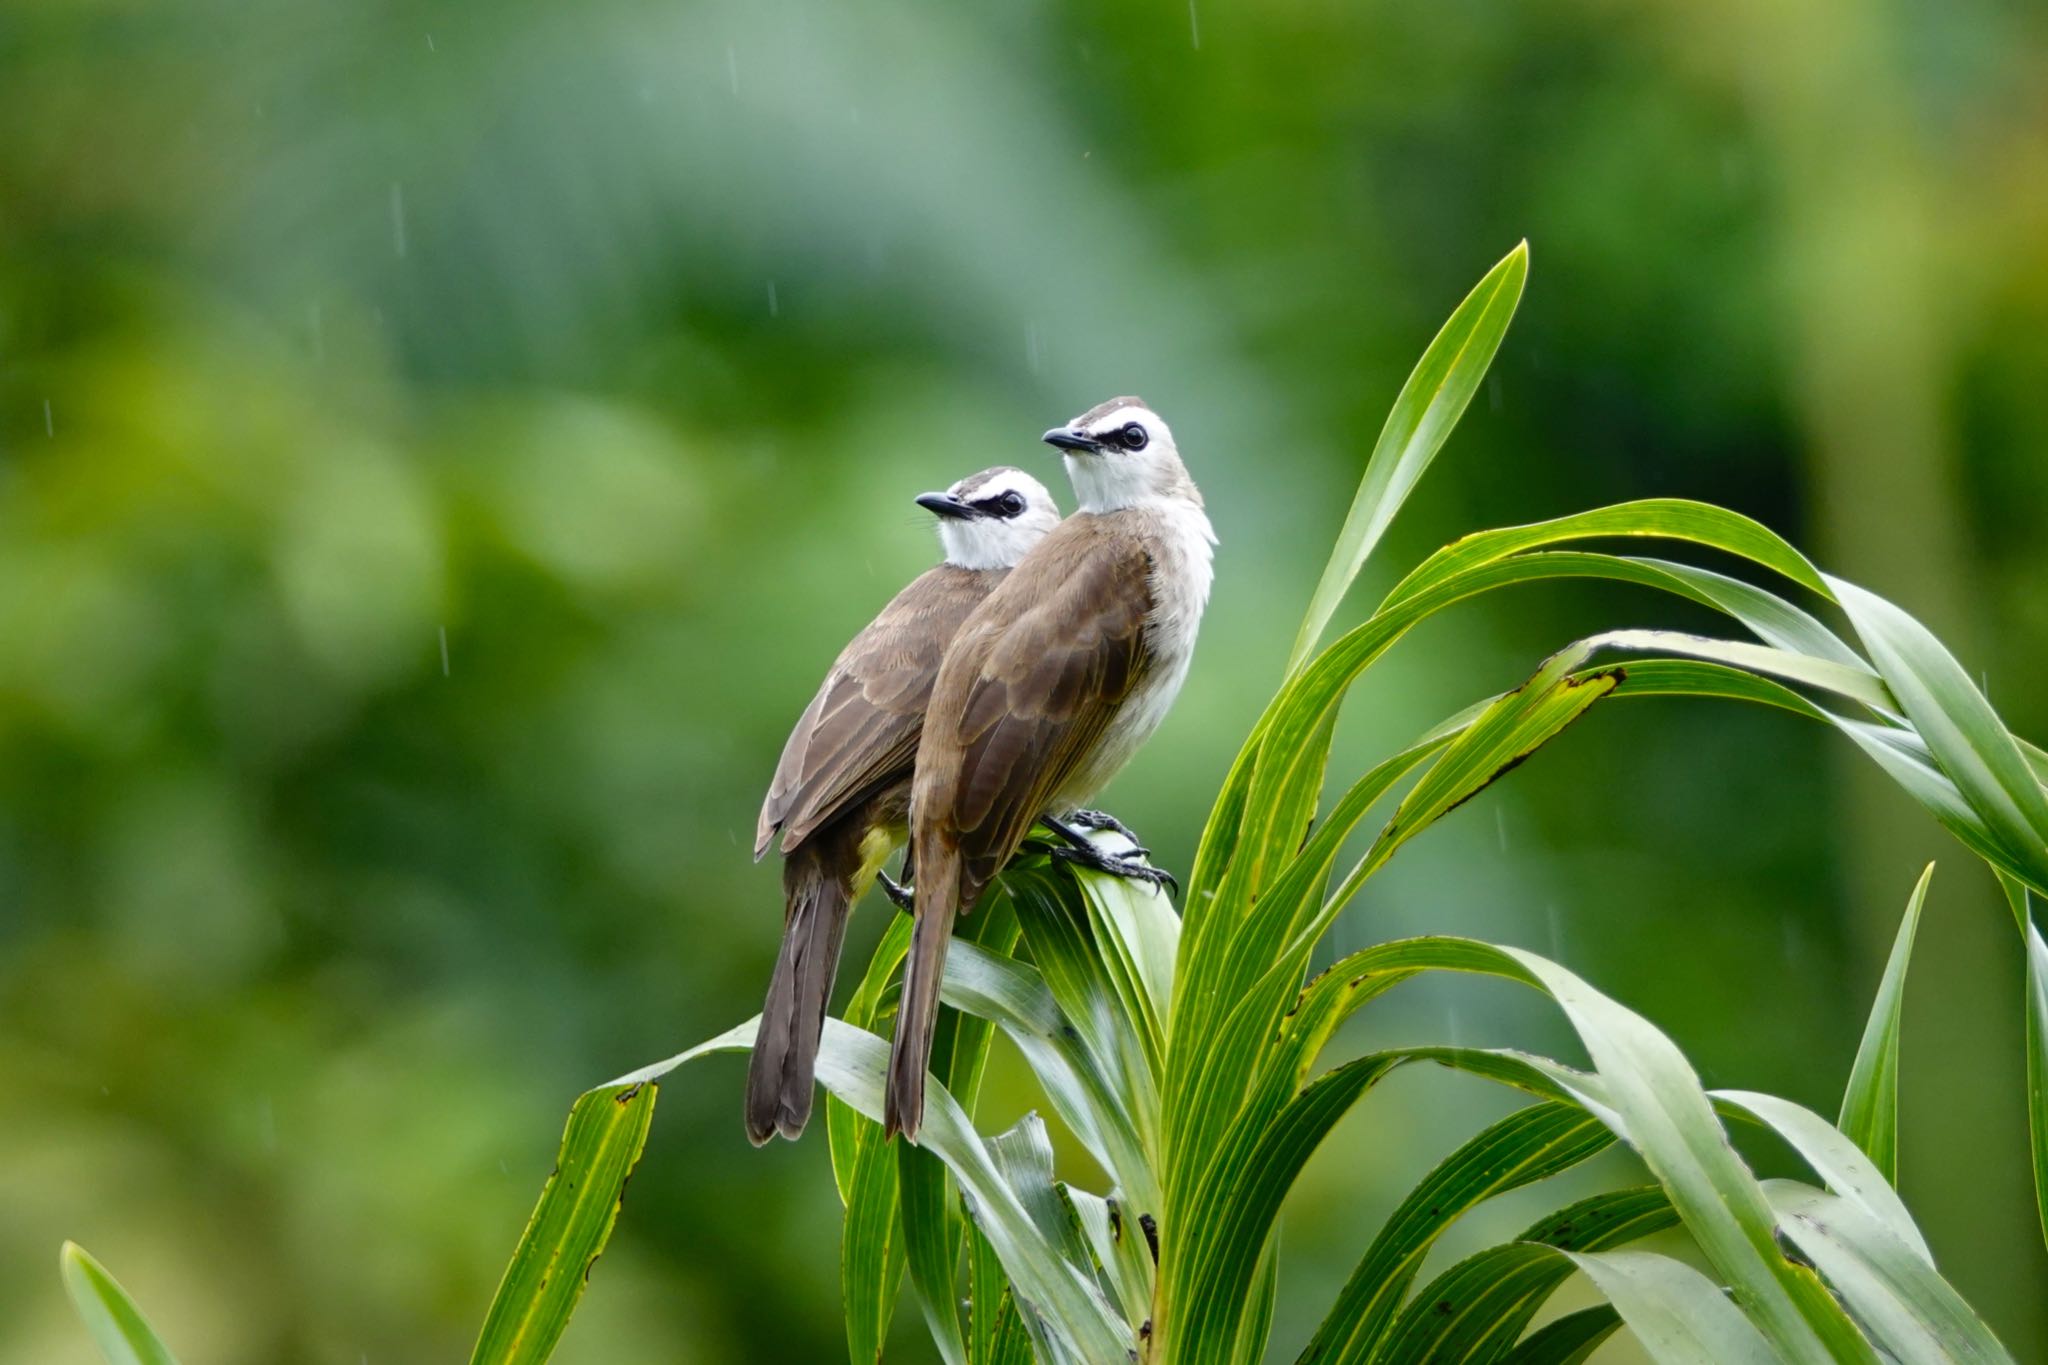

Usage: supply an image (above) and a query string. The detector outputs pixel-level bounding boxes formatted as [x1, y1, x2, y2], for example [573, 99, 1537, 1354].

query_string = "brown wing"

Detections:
[756, 565, 993, 857]
[916, 521, 1154, 895]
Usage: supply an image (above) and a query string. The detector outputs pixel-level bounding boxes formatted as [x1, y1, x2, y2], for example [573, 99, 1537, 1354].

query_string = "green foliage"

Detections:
[440, 244, 2048, 1364]
[63, 246, 2032, 1362]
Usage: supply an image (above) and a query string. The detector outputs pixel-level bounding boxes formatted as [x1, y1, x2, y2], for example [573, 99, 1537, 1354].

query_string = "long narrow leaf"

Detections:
[611, 1018, 1131, 1362]
[1298, 1102, 1614, 1363]
[1498, 1307, 1623, 1364]
[1566, 1250, 1777, 1365]
[470, 1081, 658, 1365]
[1837, 863, 1934, 1183]
[1831, 577, 2048, 891]
[1765, 1182, 2011, 1363]
[60, 1243, 179, 1365]
[1288, 241, 1528, 673]
[1712, 1090, 1928, 1262]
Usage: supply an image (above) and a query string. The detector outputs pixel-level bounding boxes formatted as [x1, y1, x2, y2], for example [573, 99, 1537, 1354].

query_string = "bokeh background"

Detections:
[6, 0, 2048, 1359]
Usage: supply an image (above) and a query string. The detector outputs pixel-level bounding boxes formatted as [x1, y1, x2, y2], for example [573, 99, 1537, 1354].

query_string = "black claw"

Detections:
[1047, 845, 1178, 898]
[878, 870, 915, 911]
[1068, 808, 1140, 842]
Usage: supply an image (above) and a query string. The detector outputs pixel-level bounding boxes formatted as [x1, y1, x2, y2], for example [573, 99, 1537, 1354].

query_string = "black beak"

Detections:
[915, 491, 978, 520]
[1042, 425, 1102, 454]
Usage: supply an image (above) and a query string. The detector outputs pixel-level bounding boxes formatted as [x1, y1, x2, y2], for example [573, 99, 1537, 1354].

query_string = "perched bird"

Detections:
[887, 398, 1216, 1139]
[747, 466, 1061, 1144]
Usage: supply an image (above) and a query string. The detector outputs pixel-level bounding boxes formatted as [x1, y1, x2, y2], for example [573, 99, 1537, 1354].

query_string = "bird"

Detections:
[746, 465, 1062, 1145]
[886, 397, 1216, 1139]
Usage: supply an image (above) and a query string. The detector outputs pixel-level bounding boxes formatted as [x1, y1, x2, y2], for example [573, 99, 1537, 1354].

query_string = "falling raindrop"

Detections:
[1489, 372, 1502, 412]
[425, 32, 436, 52]
[439, 625, 451, 677]
[1495, 805, 1507, 851]
[1545, 902, 1562, 957]
[389, 182, 408, 259]
[727, 45, 740, 97]
[1188, 0, 1201, 49]
[767, 280, 779, 316]
[43, 398, 54, 437]
[498, 1158, 509, 1174]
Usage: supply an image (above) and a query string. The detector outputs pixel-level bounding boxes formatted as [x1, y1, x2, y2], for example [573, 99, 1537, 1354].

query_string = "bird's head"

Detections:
[915, 466, 1061, 570]
[1041, 397, 1198, 512]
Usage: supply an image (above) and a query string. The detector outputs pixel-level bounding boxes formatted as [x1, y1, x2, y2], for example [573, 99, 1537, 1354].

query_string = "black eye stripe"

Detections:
[968, 491, 1026, 517]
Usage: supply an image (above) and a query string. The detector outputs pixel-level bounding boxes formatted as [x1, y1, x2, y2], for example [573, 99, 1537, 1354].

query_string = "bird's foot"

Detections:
[877, 869, 916, 911]
[1041, 814, 1179, 897]
[1048, 844, 1179, 897]
[1065, 808, 1142, 843]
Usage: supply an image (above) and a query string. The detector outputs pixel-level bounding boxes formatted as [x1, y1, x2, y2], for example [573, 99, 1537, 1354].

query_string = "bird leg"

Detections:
[1039, 814, 1179, 897]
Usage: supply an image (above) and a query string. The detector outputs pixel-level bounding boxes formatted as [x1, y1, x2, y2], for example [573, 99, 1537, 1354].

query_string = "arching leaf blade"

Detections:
[1288, 240, 1528, 674]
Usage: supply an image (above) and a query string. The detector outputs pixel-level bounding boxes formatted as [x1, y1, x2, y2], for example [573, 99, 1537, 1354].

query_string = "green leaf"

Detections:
[1765, 1182, 2012, 1363]
[1711, 1090, 1928, 1262]
[1838, 863, 1934, 1183]
[1288, 240, 1528, 674]
[614, 1017, 1131, 1362]
[831, 912, 914, 1205]
[1565, 1249, 1778, 1365]
[841, 1119, 905, 1365]
[1299, 1102, 1614, 1364]
[2013, 876, 2048, 1256]
[1166, 936, 1868, 1363]
[60, 1243, 179, 1365]
[943, 933, 1156, 1219]
[1504, 947, 1873, 1362]
[1231, 1235, 1281, 1365]
[470, 1080, 659, 1365]
[898, 899, 1024, 1365]
[1497, 1306, 1623, 1364]
[837, 914, 917, 1364]
[1831, 577, 2048, 892]
[1381, 498, 1828, 611]
[1371, 1188, 1677, 1365]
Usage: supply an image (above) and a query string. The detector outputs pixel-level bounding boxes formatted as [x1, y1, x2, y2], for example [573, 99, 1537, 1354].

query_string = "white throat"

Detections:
[1065, 453, 1183, 514]
[939, 520, 1021, 571]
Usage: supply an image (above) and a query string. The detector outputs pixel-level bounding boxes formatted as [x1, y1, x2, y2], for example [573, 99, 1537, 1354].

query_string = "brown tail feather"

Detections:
[885, 838, 966, 1140]
[745, 842, 854, 1145]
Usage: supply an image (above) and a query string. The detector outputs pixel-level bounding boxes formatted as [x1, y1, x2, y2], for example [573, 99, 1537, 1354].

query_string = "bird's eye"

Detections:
[1119, 422, 1149, 450]
[997, 492, 1026, 517]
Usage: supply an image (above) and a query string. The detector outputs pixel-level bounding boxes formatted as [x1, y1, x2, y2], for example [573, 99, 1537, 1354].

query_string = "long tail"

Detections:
[884, 838, 963, 1141]
[745, 842, 855, 1145]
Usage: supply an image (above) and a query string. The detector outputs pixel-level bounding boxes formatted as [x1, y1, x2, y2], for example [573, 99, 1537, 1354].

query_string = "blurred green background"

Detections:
[5, 0, 2048, 1359]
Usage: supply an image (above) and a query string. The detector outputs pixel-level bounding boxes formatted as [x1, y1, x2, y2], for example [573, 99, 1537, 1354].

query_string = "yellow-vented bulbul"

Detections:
[746, 466, 1060, 1144]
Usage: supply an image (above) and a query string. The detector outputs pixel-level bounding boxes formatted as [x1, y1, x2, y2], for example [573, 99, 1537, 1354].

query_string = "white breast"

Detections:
[1053, 498, 1217, 810]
